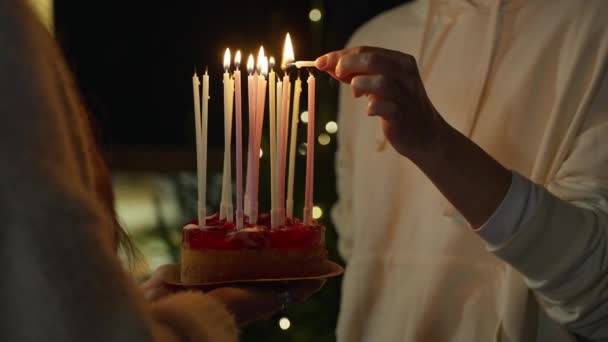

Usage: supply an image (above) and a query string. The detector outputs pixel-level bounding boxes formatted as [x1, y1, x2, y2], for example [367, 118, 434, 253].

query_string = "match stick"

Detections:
[283, 60, 317, 70]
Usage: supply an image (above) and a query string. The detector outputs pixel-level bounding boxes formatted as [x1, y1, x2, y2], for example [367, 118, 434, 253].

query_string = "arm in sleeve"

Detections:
[0, 2, 237, 341]
[481, 74, 608, 340]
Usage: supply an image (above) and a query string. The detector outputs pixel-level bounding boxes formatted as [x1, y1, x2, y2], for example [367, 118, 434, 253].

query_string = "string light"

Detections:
[298, 142, 307, 156]
[325, 121, 338, 134]
[309, 9, 322, 22]
[300, 111, 309, 124]
[279, 317, 291, 330]
[313, 206, 323, 219]
[318, 133, 331, 145]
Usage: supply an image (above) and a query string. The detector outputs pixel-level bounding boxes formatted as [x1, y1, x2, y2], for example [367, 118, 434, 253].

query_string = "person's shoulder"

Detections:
[346, 1, 424, 48]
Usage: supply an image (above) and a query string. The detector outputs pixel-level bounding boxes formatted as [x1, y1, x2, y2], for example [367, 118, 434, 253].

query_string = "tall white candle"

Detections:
[244, 54, 257, 221]
[234, 51, 244, 230]
[192, 70, 205, 227]
[303, 72, 315, 226]
[201, 69, 209, 226]
[278, 33, 294, 226]
[276, 78, 283, 149]
[276, 74, 290, 227]
[220, 48, 235, 222]
[286, 76, 302, 218]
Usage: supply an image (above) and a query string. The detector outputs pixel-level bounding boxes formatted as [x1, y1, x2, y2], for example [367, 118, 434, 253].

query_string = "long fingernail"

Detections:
[315, 55, 328, 69]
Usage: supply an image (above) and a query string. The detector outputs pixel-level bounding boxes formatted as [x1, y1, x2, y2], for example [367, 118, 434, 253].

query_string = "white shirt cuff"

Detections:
[475, 171, 534, 248]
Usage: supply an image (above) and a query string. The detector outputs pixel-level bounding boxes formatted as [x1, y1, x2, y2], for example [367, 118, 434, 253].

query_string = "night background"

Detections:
[53, 0, 407, 340]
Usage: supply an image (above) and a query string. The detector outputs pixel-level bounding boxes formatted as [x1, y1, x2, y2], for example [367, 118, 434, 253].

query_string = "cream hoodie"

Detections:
[332, 0, 608, 341]
[0, 1, 238, 341]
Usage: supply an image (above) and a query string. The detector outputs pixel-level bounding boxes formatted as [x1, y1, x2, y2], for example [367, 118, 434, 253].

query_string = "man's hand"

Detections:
[316, 46, 446, 162]
[316, 46, 512, 229]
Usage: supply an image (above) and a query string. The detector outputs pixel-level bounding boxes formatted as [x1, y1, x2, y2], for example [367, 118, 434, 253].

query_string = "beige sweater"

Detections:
[333, 0, 608, 341]
[0, 1, 238, 341]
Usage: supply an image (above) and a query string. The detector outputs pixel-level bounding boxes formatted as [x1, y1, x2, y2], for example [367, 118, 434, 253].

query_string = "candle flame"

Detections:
[247, 54, 255, 75]
[223, 48, 231, 71]
[269, 57, 276, 69]
[281, 33, 295, 68]
[235, 50, 242, 69]
[256, 46, 265, 74]
[262, 56, 269, 77]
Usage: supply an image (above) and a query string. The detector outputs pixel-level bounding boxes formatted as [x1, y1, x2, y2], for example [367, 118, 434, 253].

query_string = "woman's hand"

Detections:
[207, 280, 325, 326]
[315, 46, 446, 161]
[141, 264, 175, 301]
[142, 265, 325, 326]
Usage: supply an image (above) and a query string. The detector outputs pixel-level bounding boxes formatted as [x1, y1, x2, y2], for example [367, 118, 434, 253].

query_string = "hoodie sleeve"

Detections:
[483, 72, 608, 340]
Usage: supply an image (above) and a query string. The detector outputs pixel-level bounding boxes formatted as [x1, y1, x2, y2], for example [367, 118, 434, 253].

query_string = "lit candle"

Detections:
[273, 70, 282, 225]
[250, 47, 267, 224]
[303, 71, 315, 226]
[201, 68, 209, 226]
[286, 75, 302, 218]
[192, 69, 205, 227]
[244, 54, 257, 221]
[274, 33, 294, 228]
[268, 57, 277, 221]
[276, 78, 283, 150]
[220, 48, 235, 222]
[234, 51, 244, 230]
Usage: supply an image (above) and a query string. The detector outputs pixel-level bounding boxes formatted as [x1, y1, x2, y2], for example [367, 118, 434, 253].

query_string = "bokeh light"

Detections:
[298, 142, 307, 156]
[309, 9, 322, 22]
[318, 133, 331, 145]
[279, 317, 291, 330]
[313, 206, 323, 219]
[300, 111, 309, 124]
[325, 121, 338, 134]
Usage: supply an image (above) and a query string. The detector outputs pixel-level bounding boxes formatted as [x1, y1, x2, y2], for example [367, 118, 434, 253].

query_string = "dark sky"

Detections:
[54, 0, 407, 149]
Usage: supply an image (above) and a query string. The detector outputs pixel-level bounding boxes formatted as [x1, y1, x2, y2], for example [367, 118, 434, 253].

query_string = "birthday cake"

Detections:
[180, 213, 327, 284]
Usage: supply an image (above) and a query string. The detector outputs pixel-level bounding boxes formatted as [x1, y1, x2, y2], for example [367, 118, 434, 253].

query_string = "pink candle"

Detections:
[234, 51, 244, 230]
[303, 72, 315, 226]
[244, 54, 257, 220]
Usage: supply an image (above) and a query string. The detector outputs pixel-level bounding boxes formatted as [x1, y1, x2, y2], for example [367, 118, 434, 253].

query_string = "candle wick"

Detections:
[205, 65, 209, 74]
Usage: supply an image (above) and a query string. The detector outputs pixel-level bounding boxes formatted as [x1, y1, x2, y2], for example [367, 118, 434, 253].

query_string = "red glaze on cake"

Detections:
[183, 213, 324, 250]
[180, 213, 328, 284]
